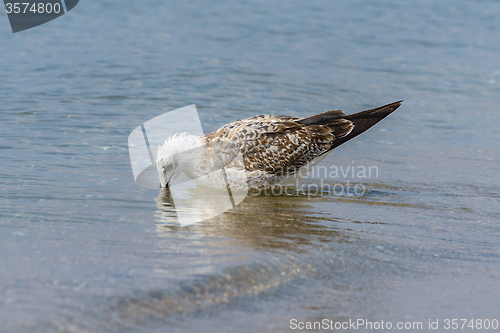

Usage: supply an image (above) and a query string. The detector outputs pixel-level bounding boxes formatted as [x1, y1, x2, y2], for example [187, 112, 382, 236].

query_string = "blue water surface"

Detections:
[1, 1, 499, 331]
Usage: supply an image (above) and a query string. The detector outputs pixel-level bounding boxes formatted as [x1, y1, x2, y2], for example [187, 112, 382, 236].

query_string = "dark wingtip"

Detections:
[344, 100, 403, 121]
[328, 100, 403, 150]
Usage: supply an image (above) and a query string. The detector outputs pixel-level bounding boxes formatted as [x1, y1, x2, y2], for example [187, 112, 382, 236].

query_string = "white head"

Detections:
[156, 132, 207, 188]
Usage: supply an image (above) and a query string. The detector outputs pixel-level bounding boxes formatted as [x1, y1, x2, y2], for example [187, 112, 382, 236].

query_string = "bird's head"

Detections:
[156, 132, 206, 188]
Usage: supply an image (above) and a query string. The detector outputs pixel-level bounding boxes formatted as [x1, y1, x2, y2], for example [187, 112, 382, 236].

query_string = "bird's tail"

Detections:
[329, 100, 402, 150]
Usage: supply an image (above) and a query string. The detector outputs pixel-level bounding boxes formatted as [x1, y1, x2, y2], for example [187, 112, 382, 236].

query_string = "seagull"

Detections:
[156, 101, 402, 190]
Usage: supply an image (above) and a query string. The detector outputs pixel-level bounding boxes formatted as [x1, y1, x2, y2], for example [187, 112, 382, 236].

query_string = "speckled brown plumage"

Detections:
[204, 101, 402, 178]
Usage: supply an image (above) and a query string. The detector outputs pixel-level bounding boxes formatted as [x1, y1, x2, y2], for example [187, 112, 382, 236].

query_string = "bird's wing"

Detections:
[204, 115, 354, 174]
[204, 101, 402, 174]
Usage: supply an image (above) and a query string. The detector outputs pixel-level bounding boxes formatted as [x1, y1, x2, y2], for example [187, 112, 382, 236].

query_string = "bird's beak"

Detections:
[165, 174, 174, 189]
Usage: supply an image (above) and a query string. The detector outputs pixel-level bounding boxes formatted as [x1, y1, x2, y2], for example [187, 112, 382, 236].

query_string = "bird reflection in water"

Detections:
[154, 188, 355, 253]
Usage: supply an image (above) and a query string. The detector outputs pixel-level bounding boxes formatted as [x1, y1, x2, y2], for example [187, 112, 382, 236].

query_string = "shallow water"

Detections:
[1, 0, 500, 331]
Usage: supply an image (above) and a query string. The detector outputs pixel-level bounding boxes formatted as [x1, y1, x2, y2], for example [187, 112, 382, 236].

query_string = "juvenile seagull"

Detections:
[156, 101, 402, 190]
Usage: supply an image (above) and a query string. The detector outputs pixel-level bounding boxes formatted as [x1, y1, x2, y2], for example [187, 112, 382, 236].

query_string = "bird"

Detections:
[156, 101, 402, 191]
